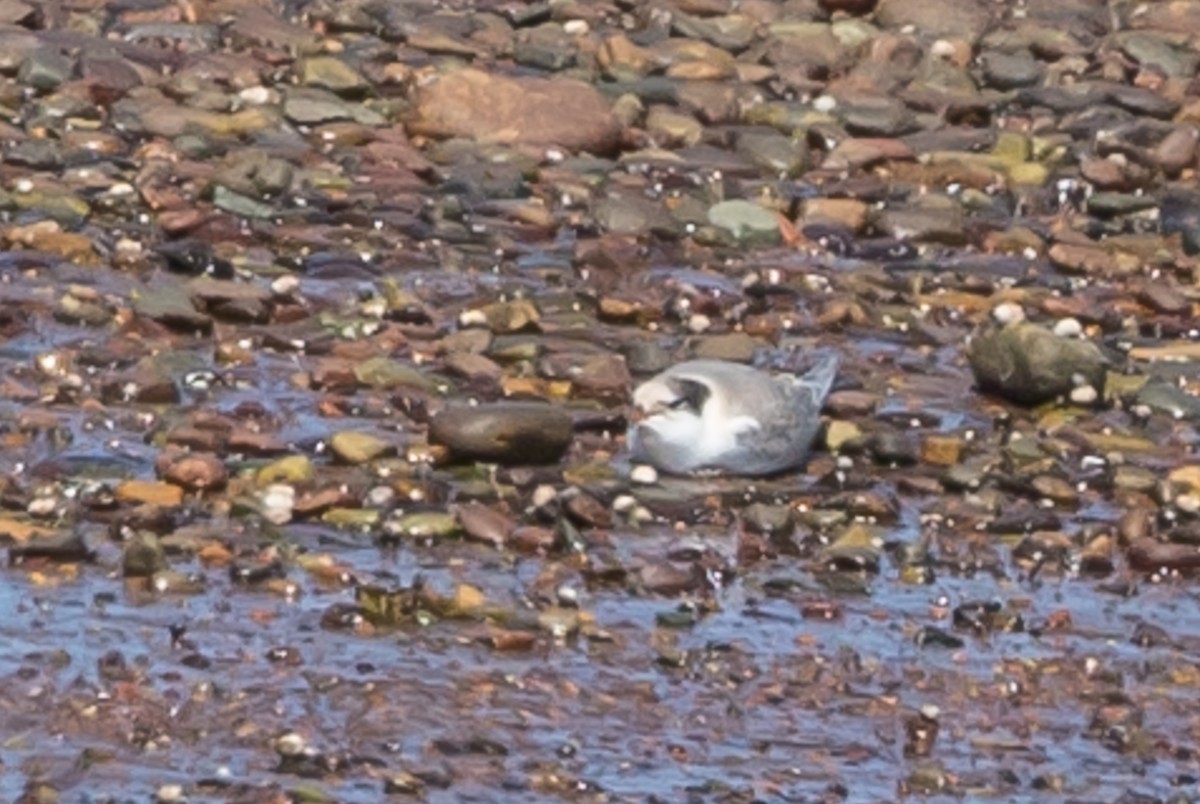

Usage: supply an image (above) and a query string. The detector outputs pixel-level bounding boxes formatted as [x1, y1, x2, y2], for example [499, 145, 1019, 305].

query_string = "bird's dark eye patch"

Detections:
[668, 378, 710, 412]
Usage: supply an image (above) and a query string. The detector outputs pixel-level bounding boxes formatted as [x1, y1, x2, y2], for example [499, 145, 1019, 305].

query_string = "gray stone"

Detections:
[742, 502, 793, 535]
[19, 48, 74, 92]
[133, 285, 213, 332]
[212, 186, 275, 219]
[980, 49, 1043, 90]
[513, 24, 576, 71]
[1136, 382, 1200, 420]
[707, 200, 780, 246]
[283, 88, 383, 125]
[735, 129, 808, 177]
[968, 321, 1108, 405]
[5, 139, 62, 170]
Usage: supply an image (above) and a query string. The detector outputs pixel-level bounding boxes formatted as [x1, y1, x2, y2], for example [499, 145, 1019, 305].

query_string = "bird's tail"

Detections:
[794, 353, 840, 406]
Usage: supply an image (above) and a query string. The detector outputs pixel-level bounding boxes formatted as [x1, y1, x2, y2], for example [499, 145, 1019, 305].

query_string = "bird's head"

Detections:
[631, 374, 711, 425]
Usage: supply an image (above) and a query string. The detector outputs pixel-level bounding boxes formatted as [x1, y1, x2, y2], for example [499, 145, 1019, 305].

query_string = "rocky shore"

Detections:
[2, 0, 1200, 800]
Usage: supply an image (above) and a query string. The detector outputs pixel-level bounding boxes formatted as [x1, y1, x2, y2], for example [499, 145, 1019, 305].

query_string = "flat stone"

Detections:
[407, 68, 622, 155]
[707, 200, 781, 246]
[354, 357, 437, 391]
[979, 49, 1043, 89]
[689, 332, 761, 362]
[297, 56, 367, 95]
[330, 431, 395, 464]
[133, 285, 213, 332]
[1137, 382, 1200, 420]
[19, 48, 74, 91]
[874, 0, 991, 40]
[115, 480, 184, 507]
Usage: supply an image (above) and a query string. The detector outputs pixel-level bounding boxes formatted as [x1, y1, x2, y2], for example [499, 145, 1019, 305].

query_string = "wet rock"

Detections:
[645, 106, 703, 147]
[1151, 126, 1199, 177]
[19, 48, 73, 91]
[875, 202, 966, 245]
[429, 403, 574, 465]
[921, 435, 964, 466]
[122, 531, 167, 578]
[742, 503, 793, 535]
[260, 484, 296, 526]
[257, 455, 316, 486]
[539, 352, 631, 401]
[638, 562, 705, 596]
[159, 452, 227, 492]
[408, 68, 622, 155]
[594, 186, 682, 237]
[904, 706, 940, 758]
[133, 286, 212, 333]
[979, 48, 1043, 90]
[471, 299, 540, 334]
[736, 129, 808, 177]
[297, 56, 367, 95]
[353, 357, 436, 391]
[825, 420, 863, 452]
[1136, 382, 1200, 420]
[385, 512, 461, 541]
[871, 431, 919, 466]
[115, 481, 184, 508]
[875, 0, 990, 40]
[707, 200, 781, 246]
[456, 503, 515, 548]
[1127, 538, 1200, 573]
[968, 321, 1108, 405]
[211, 186, 274, 219]
[330, 431, 394, 464]
[8, 531, 94, 565]
[1137, 280, 1190, 316]
[598, 34, 654, 81]
[820, 523, 882, 574]
[689, 333, 760, 362]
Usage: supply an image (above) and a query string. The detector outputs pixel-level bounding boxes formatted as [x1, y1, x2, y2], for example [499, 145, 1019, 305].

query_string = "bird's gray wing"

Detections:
[790, 353, 839, 410]
[724, 354, 840, 475]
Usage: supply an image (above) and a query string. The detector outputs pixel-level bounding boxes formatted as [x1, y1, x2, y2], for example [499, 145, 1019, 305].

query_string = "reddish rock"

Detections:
[160, 452, 228, 492]
[407, 68, 622, 155]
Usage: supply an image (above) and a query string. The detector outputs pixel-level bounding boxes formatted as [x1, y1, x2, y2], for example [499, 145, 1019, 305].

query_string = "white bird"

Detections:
[626, 354, 839, 476]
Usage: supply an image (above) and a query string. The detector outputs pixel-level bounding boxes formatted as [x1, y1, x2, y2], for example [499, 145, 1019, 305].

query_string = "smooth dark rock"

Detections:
[429, 403, 574, 465]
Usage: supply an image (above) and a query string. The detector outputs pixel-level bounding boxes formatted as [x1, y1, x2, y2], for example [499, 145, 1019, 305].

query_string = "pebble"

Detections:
[630, 465, 659, 485]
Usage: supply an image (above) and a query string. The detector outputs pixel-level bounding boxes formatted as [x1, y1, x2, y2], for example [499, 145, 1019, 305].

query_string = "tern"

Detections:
[627, 354, 839, 476]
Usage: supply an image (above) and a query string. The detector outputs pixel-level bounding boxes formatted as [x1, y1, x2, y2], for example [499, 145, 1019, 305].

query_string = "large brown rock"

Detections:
[407, 68, 622, 155]
[874, 0, 992, 41]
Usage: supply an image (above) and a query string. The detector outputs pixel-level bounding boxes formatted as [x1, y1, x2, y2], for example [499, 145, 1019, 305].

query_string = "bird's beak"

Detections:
[628, 407, 646, 425]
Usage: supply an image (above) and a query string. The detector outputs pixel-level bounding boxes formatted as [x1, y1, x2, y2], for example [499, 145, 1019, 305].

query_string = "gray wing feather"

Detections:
[723, 353, 840, 475]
